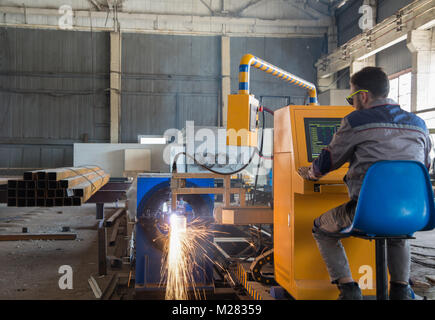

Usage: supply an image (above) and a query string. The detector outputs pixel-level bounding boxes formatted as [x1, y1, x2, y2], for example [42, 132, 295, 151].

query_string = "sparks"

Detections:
[161, 216, 214, 300]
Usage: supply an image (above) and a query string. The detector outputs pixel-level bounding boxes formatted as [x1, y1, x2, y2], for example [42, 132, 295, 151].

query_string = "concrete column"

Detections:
[110, 32, 122, 143]
[221, 35, 231, 127]
[406, 29, 435, 112]
[350, 56, 376, 76]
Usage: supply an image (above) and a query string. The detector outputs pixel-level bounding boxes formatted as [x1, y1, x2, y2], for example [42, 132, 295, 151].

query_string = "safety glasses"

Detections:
[346, 89, 368, 105]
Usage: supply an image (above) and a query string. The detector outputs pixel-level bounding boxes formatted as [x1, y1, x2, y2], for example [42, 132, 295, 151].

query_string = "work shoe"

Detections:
[337, 282, 363, 300]
[389, 282, 414, 300]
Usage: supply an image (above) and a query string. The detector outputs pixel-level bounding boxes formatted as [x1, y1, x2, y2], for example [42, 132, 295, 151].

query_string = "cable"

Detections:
[172, 105, 275, 176]
[253, 109, 265, 204]
[260, 106, 275, 115]
[257, 106, 274, 160]
[172, 149, 256, 176]
[317, 68, 350, 90]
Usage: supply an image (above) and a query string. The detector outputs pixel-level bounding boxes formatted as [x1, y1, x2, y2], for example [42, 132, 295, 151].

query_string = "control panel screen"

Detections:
[304, 118, 342, 162]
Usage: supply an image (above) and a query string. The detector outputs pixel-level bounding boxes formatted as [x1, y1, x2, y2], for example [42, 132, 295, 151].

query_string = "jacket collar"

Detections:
[368, 98, 399, 108]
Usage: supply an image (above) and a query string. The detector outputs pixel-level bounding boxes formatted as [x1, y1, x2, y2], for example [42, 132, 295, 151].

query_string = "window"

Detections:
[388, 69, 412, 112]
[138, 135, 167, 144]
[388, 70, 435, 165]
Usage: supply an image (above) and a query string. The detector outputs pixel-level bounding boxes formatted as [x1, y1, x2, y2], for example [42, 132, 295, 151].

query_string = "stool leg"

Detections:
[375, 239, 388, 300]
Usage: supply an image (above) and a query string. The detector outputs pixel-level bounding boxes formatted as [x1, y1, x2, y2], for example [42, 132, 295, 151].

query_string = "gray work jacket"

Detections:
[312, 98, 432, 200]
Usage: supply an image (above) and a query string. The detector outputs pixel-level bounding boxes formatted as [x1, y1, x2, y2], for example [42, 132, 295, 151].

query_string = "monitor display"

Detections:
[304, 118, 342, 162]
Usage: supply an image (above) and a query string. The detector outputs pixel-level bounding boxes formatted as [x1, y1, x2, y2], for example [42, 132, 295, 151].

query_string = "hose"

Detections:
[172, 148, 257, 176]
[171, 105, 274, 177]
[253, 109, 265, 204]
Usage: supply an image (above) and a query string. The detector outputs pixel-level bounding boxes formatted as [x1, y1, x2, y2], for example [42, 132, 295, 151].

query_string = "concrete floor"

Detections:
[0, 204, 102, 299]
[0, 203, 434, 300]
[407, 230, 435, 299]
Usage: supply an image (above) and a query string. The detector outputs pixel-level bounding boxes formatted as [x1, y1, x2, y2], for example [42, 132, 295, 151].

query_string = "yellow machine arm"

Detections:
[237, 54, 318, 105]
[227, 54, 319, 147]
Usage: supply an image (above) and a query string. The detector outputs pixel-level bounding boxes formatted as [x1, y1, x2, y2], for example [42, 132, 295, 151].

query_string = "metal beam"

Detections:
[200, 0, 215, 15]
[88, 0, 103, 11]
[232, 0, 264, 16]
[316, 0, 435, 78]
[303, 0, 330, 16]
[221, 36, 230, 127]
[0, 6, 330, 37]
[285, 0, 329, 19]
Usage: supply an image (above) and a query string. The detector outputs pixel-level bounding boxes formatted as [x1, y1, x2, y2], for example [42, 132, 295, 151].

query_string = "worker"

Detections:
[298, 67, 432, 300]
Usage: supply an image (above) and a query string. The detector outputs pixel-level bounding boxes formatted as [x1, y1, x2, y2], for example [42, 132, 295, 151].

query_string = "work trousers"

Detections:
[312, 200, 411, 284]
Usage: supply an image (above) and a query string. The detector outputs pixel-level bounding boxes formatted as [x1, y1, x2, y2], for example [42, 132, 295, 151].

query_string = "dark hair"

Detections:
[350, 67, 390, 98]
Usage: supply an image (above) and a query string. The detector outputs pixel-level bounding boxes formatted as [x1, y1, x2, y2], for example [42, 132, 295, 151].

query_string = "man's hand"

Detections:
[298, 166, 319, 181]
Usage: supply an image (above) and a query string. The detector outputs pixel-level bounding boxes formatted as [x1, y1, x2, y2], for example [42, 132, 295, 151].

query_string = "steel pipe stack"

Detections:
[7, 166, 110, 207]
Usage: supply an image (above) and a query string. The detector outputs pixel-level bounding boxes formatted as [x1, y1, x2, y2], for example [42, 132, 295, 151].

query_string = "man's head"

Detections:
[348, 67, 390, 110]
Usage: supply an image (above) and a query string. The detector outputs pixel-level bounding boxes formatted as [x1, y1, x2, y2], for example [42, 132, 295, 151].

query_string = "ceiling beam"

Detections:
[303, 0, 330, 16]
[0, 5, 330, 37]
[315, 0, 435, 78]
[285, 0, 329, 19]
[232, 0, 265, 16]
[199, 0, 215, 15]
[87, 0, 103, 11]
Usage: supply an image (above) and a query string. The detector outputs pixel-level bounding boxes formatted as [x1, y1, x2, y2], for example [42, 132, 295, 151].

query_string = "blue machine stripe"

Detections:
[239, 82, 249, 90]
[347, 105, 428, 133]
[239, 64, 249, 72]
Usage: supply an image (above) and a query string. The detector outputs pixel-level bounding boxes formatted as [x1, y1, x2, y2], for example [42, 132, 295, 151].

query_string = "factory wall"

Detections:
[336, 68, 351, 90]
[335, 0, 414, 46]
[335, 1, 412, 79]
[120, 34, 221, 142]
[0, 28, 324, 168]
[0, 27, 110, 169]
[335, 0, 364, 46]
[376, 0, 414, 23]
[335, 42, 412, 90]
[376, 40, 412, 76]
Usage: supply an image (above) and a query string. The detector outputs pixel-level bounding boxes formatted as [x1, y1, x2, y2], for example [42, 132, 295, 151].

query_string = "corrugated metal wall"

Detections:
[377, 0, 414, 23]
[121, 34, 221, 142]
[336, 0, 364, 46]
[334, 1, 412, 78]
[0, 27, 110, 168]
[230, 37, 323, 127]
[0, 29, 323, 168]
[376, 40, 411, 76]
[335, 0, 414, 46]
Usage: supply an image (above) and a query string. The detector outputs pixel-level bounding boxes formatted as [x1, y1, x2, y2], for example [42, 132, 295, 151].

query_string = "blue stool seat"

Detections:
[341, 160, 435, 300]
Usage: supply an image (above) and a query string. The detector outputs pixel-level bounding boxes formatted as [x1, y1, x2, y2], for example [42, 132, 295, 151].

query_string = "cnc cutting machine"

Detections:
[133, 54, 376, 300]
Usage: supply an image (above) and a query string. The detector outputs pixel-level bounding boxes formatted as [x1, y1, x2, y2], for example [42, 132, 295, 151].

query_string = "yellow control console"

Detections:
[273, 105, 376, 299]
[226, 94, 259, 147]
